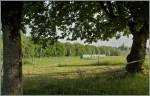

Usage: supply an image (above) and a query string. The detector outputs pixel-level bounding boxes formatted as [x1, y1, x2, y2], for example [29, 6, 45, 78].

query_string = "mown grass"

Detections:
[23, 56, 126, 76]
[23, 71, 149, 95]
[23, 56, 149, 95]
[23, 56, 127, 66]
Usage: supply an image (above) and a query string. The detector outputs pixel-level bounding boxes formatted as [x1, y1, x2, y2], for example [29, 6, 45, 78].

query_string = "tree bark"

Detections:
[1, 2, 23, 94]
[126, 22, 149, 73]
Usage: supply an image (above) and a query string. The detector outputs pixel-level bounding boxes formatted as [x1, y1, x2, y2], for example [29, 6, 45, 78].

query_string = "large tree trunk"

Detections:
[126, 22, 149, 73]
[1, 2, 23, 94]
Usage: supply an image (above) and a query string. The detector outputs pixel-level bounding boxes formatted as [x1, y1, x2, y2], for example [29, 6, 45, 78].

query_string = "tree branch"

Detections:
[107, 1, 115, 18]
[98, 1, 116, 18]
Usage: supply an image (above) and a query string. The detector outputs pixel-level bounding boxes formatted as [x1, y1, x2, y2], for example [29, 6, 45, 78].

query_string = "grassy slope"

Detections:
[23, 56, 149, 95]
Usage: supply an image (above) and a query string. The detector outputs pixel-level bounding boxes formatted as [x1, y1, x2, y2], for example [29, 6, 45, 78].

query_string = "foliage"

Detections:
[24, 1, 149, 44]
[118, 44, 129, 51]
[21, 35, 129, 58]
[23, 1, 58, 45]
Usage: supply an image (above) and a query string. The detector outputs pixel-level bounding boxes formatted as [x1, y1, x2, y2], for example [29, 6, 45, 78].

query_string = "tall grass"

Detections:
[23, 56, 149, 95]
[23, 69, 149, 95]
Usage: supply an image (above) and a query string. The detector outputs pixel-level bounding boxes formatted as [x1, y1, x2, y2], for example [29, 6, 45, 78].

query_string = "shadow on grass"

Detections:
[23, 68, 149, 95]
[57, 61, 125, 67]
[23, 60, 33, 65]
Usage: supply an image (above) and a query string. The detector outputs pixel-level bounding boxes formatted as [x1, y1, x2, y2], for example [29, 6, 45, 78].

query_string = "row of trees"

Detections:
[22, 35, 130, 58]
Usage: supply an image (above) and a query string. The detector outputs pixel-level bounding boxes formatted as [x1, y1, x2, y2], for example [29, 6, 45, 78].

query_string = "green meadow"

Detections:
[23, 56, 149, 95]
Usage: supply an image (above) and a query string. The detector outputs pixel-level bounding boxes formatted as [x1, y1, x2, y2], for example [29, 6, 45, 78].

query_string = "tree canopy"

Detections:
[1, 1, 149, 94]
[23, 1, 149, 44]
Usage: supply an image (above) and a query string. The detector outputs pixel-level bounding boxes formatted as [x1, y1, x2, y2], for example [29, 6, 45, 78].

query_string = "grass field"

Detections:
[23, 56, 149, 95]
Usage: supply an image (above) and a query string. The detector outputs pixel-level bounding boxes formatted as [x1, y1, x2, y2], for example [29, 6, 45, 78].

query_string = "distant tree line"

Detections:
[21, 35, 130, 58]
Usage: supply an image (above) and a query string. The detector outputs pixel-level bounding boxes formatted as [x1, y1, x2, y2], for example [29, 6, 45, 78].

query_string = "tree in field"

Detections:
[118, 43, 128, 51]
[1, 1, 149, 95]
[1, 1, 49, 94]
[27, 1, 147, 73]
[2, 1, 23, 94]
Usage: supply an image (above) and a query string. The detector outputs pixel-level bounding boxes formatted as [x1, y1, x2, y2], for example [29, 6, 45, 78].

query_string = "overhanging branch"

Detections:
[98, 1, 116, 18]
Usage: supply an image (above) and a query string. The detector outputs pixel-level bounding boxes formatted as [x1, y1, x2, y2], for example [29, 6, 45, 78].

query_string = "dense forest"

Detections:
[0, 33, 132, 59]
[20, 34, 130, 58]
[1, 34, 146, 59]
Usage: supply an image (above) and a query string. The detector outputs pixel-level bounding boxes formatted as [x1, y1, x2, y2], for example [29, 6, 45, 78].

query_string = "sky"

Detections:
[58, 35, 133, 47]
[58, 35, 149, 48]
